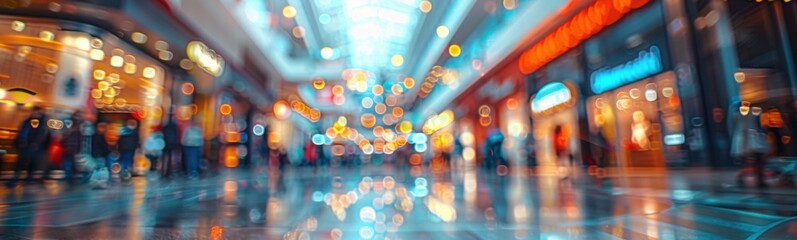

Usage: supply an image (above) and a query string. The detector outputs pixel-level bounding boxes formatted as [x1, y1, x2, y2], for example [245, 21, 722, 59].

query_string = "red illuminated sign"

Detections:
[519, 0, 650, 74]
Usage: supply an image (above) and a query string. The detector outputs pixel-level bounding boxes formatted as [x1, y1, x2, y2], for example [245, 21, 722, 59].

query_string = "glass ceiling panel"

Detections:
[313, 0, 421, 78]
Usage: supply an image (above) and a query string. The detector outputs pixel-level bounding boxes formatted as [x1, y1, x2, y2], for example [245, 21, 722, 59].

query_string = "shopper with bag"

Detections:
[730, 101, 772, 188]
[90, 122, 111, 188]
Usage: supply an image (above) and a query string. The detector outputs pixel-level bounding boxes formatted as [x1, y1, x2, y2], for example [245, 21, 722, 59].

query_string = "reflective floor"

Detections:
[1, 162, 796, 240]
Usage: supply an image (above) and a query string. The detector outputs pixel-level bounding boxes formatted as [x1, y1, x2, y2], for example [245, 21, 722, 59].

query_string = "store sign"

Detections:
[530, 82, 576, 118]
[187, 41, 225, 77]
[590, 46, 664, 94]
[590, 46, 663, 94]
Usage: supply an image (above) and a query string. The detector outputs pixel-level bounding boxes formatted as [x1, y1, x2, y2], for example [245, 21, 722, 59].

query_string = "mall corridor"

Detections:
[1, 0, 797, 239]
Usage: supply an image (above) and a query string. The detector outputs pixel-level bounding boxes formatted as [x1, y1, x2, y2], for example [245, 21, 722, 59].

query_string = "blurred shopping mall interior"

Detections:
[0, 0, 797, 239]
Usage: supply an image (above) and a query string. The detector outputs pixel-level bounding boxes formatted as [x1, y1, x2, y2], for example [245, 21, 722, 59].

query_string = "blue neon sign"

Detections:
[589, 46, 663, 94]
[531, 82, 572, 114]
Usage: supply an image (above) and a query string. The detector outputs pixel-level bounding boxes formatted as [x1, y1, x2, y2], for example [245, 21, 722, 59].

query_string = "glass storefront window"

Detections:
[0, 17, 168, 160]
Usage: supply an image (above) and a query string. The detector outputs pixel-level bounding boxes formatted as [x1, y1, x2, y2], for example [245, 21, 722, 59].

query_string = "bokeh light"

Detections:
[282, 5, 297, 18]
[436, 25, 449, 38]
[448, 44, 461, 57]
[391, 54, 404, 67]
[419, 1, 432, 13]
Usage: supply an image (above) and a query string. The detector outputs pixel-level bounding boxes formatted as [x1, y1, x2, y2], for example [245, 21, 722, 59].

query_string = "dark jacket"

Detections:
[162, 121, 180, 150]
[91, 133, 110, 158]
[14, 117, 50, 150]
[117, 127, 140, 152]
[61, 122, 82, 156]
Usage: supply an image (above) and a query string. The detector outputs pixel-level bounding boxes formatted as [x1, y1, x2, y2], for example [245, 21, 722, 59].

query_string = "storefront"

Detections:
[520, 0, 704, 168]
[529, 81, 580, 167]
[689, 0, 797, 164]
[449, 67, 529, 167]
[583, 1, 685, 168]
[0, 16, 169, 171]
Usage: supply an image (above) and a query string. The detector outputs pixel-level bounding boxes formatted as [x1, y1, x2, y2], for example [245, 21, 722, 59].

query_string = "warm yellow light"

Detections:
[419, 1, 432, 13]
[373, 126, 385, 137]
[398, 121, 412, 134]
[361, 114, 376, 128]
[142, 67, 157, 79]
[11, 20, 24, 32]
[337, 116, 348, 127]
[90, 89, 102, 99]
[332, 85, 344, 96]
[181, 82, 195, 95]
[390, 84, 403, 96]
[502, 0, 517, 10]
[273, 100, 291, 119]
[448, 44, 461, 57]
[75, 36, 90, 50]
[375, 103, 387, 114]
[93, 69, 106, 80]
[0, 88, 6, 99]
[391, 54, 404, 67]
[159, 51, 173, 61]
[103, 88, 116, 98]
[110, 56, 123, 67]
[220, 103, 233, 115]
[506, 98, 518, 110]
[292, 26, 305, 38]
[282, 5, 297, 18]
[179, 59, 194, 70]
[90, 49, 105, 61]
[463, 147, 475, 161]
[372, 85, 384, 96]
[131, 32, 148, 44]
[97, 81, 110, 91]
[186, 41, 224, 76]
[460, 132, 475, 146]
[313, 78, 326, 89]
[124, 63, 136, 74]
[320, 47, 334, 60]
[478, 105, 491, 117]
[39, 31, 54, 41]
[436, 26, 449, 38]
[155, 40, 169, 51]
[392, 107, 404, 118]
[734, 72, 745, 83]
[403, 77, 415, 89]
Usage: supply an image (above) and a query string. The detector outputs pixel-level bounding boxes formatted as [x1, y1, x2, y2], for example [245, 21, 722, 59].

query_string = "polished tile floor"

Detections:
[1, 164, 796, 239]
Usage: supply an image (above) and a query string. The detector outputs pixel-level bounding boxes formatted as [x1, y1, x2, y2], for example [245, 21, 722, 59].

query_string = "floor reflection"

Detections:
[0, 162, 796, 239]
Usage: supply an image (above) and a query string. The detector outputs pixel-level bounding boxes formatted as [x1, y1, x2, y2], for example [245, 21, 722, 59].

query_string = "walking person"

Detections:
[60, 111, 83, 183]
[8, 106, 50, 186]
[117, 118, 140, 179]
[89, 122, 111, 188]
[182, 121, 203, 179]
[730, 101, 771, 187]
[161, 117, 180, 178]
[144, 126, 164, 172]
[91, 122, 111, 169]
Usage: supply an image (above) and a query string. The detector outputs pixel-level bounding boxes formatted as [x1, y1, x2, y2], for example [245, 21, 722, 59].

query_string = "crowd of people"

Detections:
[5, 107, 205, 187]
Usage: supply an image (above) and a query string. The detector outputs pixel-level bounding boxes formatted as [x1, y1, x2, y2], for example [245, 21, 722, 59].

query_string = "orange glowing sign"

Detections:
[181, 82, 195, 95]
[273, 100, 291, 120]
[519, 0, 650, 74]
[219, 103, 232, 115]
